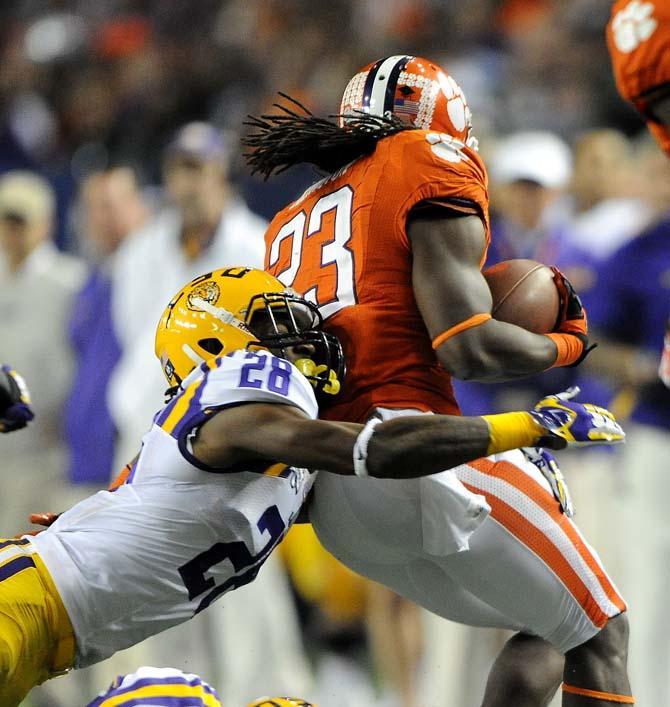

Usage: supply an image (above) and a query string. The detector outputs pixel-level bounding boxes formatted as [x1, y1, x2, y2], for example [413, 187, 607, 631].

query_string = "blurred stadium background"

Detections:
[1, 1, 668, 706]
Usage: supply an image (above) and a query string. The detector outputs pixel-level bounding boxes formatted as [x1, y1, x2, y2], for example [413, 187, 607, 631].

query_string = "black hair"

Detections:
[242, 93, 416, 180]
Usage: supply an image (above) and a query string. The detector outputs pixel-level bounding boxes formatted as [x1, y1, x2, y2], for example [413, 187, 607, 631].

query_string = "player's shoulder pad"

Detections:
[382, 129, 486, 184]
[86, 666, 222, 707]
[182, 349, 318, 420]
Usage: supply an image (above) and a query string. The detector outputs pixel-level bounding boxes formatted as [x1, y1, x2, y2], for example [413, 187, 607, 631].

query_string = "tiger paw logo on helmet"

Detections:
[611, 1, 658, 53]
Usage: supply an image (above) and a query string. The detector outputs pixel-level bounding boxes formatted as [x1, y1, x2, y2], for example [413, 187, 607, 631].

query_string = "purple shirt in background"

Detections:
[587, 214, 670, 429]
[64, 268, 121, 484]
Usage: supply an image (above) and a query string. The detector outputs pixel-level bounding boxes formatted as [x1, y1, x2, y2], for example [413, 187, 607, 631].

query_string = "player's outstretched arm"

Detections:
[191, 397, 623, 479]
[408, 212, 590, 381]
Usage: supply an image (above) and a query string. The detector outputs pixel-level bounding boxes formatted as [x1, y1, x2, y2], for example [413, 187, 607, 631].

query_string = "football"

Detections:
[483, 259, 560, 334]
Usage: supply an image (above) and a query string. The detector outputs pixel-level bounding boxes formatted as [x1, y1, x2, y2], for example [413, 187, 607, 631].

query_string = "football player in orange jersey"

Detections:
[246, 56, 633, 706]
[607, 0, 670, 388]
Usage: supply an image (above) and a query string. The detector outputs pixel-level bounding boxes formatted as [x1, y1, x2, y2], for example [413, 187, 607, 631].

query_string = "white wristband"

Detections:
[353, 418, 382, 477]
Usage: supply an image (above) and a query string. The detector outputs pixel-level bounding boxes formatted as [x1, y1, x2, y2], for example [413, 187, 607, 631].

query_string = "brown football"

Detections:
[483, 259, 560, 334]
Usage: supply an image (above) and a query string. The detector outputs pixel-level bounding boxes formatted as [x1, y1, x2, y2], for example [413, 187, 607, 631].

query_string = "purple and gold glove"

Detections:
[530, 386, 625, 448]
[0, 365, 34, 433]
[523, 447, 575, 517]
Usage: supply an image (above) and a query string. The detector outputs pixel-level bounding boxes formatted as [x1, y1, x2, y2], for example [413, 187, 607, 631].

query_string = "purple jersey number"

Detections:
[239, 352, 292, 396]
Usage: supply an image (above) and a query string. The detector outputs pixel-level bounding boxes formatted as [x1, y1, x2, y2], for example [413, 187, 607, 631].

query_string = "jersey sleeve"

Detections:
[376, 130, 490, 252]
[154, 350, 319, 448]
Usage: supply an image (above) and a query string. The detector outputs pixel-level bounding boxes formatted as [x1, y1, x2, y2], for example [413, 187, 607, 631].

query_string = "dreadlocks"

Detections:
[242, 93, 416, 180]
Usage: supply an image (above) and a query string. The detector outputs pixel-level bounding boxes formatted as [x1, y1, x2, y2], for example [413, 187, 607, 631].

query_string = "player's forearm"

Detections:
[280, 412, 545, 480]
[366, 415, 490, 478]
[436, 318, 558, 382]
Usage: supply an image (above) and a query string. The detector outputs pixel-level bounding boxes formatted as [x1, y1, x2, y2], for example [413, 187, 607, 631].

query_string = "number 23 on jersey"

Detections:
[266, 185, 357, 319]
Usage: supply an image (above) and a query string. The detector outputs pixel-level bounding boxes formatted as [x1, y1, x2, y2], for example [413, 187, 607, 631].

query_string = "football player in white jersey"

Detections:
[0, 267, 624, 706]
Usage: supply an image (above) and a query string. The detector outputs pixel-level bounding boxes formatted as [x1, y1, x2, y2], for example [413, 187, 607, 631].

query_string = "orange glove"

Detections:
[545, 267, 596, 368]
[15, 512, 60, 538]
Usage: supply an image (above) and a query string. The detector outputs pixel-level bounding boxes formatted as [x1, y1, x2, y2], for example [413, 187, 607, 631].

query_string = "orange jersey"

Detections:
[264, 129, 490, 422]
[607, 0, 670, 155]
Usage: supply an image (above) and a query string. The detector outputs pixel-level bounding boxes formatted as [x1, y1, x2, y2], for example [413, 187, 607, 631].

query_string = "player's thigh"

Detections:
[405, 555, 522, 630]
[443, 451, 626, 653]
[311, 484, 519, 631]
[310, 472, 421, 566]
[0, 552, 55, 705]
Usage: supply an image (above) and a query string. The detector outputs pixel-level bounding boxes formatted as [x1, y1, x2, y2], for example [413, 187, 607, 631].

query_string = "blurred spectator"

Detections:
[554, 129, 653, 285]
[486, 130, 573, 266]
[581, 147, 670, 705]
[64, 167, 150, 487]
[108, 122, 266, 468]
[0, 171, 85, 535]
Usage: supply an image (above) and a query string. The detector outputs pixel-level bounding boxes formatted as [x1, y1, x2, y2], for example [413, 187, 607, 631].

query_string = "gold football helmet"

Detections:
[155, 266, 344, 398]
[246, 699, 316, 707]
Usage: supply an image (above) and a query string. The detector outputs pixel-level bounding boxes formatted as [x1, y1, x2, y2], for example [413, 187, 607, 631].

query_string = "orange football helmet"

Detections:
[339, 55, 476, 148]
[607, 0, 670, 155]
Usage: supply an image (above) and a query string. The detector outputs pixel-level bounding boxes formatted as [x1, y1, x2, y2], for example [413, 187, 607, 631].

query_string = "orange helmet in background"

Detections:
[339, 55, 477, 149]
[607, 0, 670, 155]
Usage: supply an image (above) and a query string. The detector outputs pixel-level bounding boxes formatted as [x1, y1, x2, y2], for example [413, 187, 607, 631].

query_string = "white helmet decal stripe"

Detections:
[366, 55, 411, 116]
[190, 297, 248, 332]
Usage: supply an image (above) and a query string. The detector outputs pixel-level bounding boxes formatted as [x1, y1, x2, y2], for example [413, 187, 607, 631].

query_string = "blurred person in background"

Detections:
[0, 171, 85, 534]
[109, 122, 266, 467]
[100, 123, 310, 707]
[64, 167, 150, 490]
[33, 165, 151, 707]
[577, 139, 670, 706]
[557, 129, 652, 270]
[280, 525, 377, 707]
[485, 130, 573, 267]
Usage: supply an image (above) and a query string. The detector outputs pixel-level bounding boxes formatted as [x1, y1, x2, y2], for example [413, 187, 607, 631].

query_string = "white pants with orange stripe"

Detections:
[311, 438, 626, 654]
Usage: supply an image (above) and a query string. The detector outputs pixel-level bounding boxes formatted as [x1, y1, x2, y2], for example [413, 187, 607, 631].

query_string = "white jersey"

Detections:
[32, 350, 318, 668]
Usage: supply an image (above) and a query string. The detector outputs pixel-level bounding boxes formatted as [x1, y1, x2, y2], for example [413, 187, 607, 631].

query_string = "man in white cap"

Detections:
[109, 123, 267, 463]
[486, 130, 573, 264]
[0, 171, 85, 534]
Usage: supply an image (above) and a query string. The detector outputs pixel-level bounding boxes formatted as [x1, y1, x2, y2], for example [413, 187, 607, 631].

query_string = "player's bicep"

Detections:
[408, 210, 492, 342]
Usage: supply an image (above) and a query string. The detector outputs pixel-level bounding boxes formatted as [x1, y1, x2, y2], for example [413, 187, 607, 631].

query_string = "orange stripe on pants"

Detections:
[460, 457, 625, 626]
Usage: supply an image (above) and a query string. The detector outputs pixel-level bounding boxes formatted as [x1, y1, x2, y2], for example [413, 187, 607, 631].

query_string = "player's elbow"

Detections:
[436, 343, 494, 381]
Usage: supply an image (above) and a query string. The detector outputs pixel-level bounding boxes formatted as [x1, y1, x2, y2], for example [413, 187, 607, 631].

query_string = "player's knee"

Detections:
[488, 634, 563, 700]
[571, 613, 630, 669]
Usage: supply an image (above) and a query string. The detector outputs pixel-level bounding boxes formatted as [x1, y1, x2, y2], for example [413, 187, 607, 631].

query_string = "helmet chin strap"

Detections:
[190, 297, 249, 333]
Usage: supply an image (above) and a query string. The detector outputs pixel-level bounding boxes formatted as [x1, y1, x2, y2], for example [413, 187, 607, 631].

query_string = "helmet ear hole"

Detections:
[197, 338, 224, 355]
